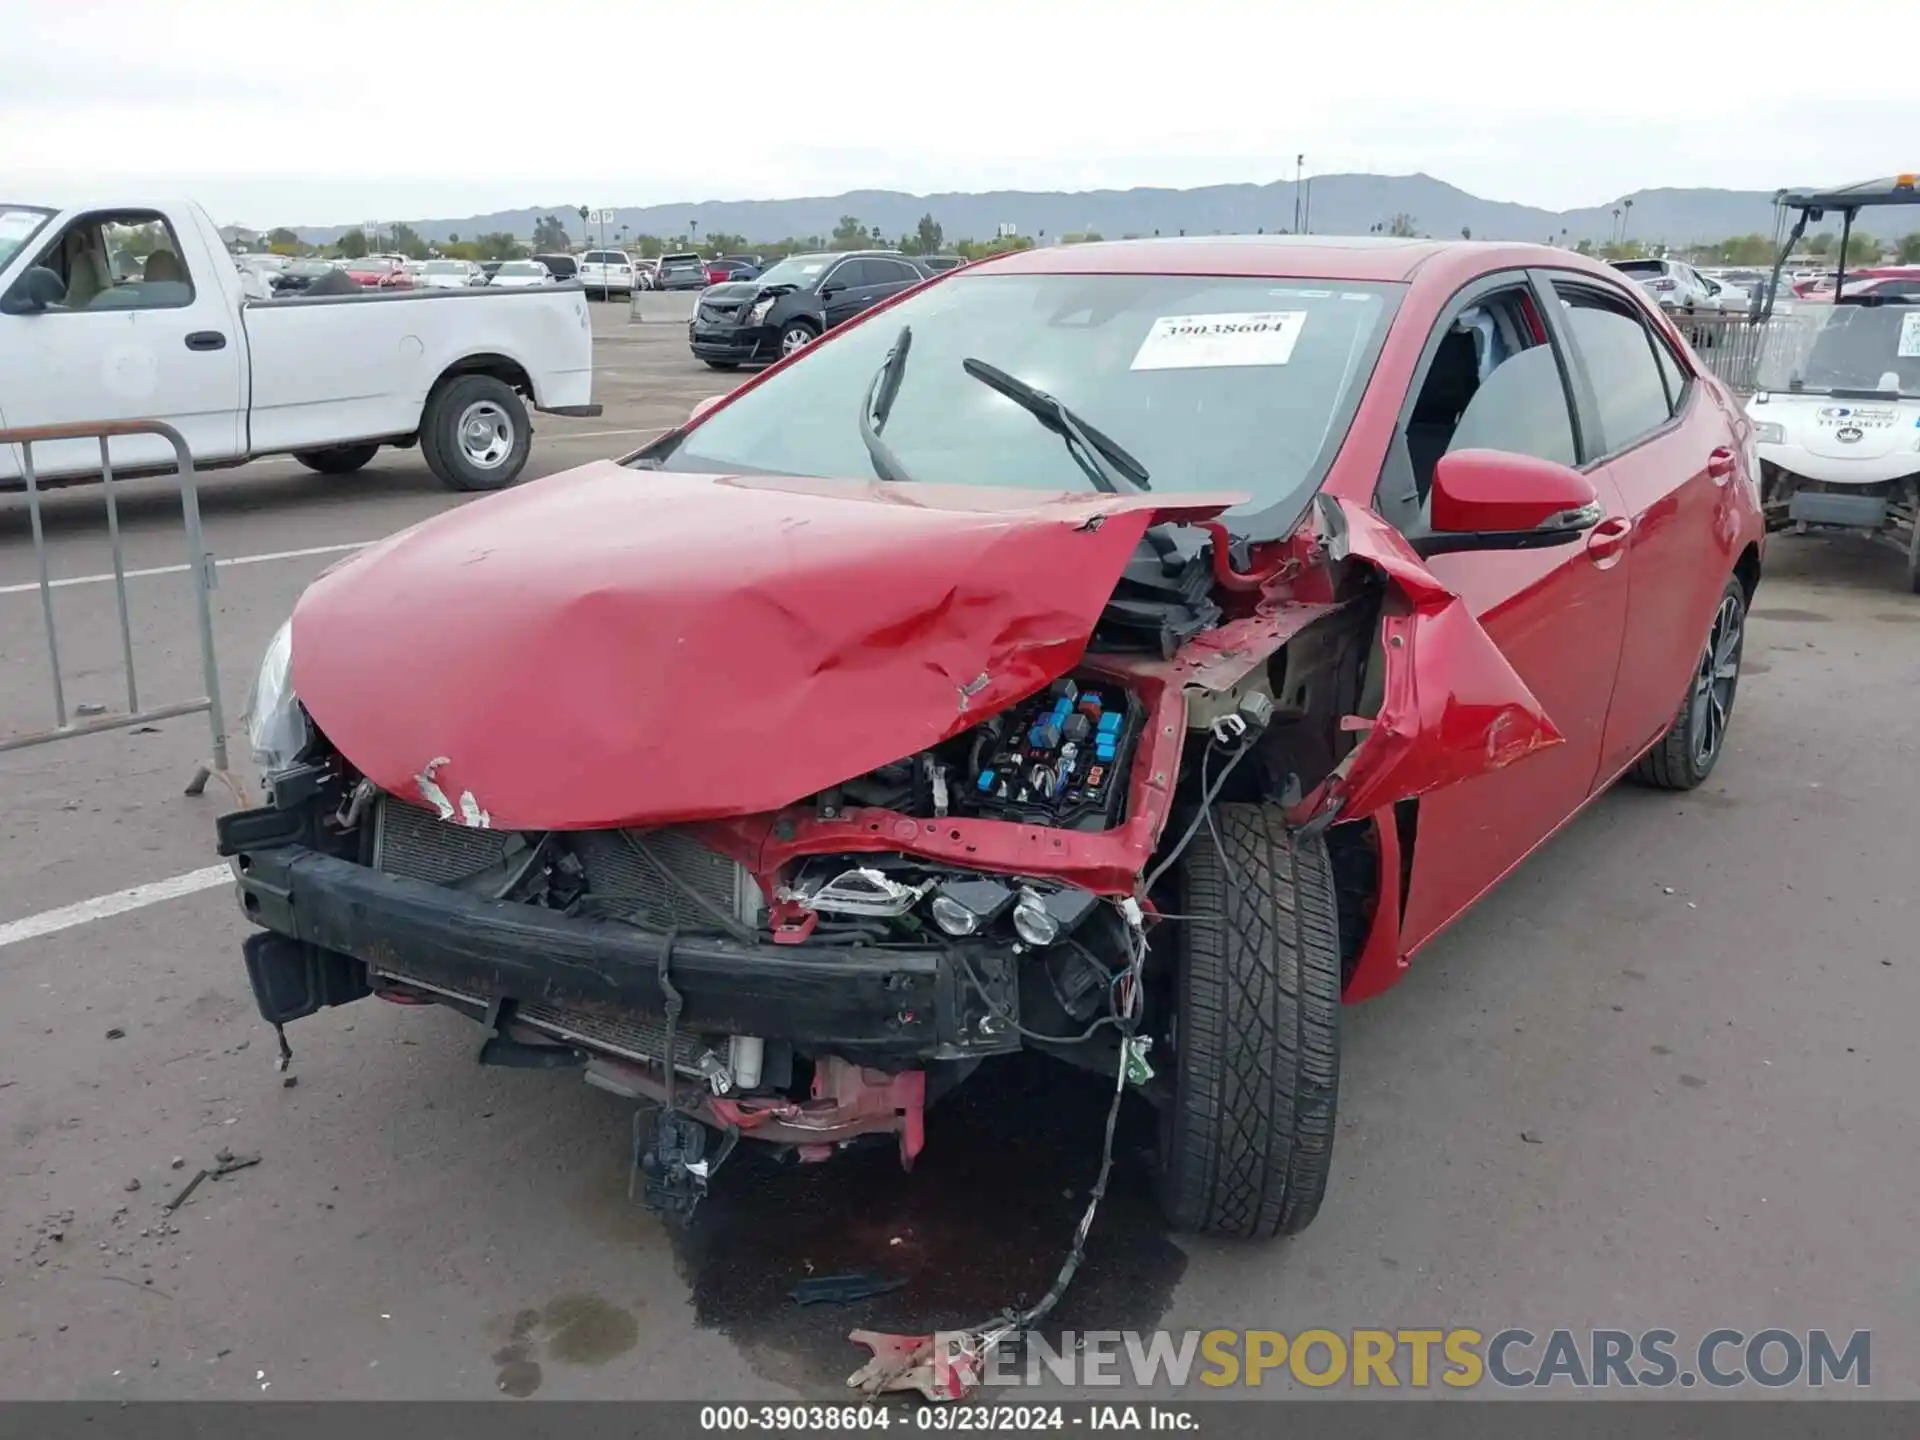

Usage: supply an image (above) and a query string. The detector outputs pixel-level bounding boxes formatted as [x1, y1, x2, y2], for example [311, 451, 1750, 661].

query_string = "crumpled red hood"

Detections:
[292, 462, 1246, 830]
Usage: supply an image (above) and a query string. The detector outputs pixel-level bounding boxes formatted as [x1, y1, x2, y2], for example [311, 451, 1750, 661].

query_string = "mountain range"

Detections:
[285, 172, 1793, 249]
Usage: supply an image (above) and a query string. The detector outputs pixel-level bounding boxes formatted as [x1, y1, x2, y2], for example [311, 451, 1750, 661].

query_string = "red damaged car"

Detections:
[222, 237, 1765, 1238]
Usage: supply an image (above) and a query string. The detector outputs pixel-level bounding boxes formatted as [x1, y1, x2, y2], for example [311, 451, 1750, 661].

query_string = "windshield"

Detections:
[1612, 261, 1665, 277]
[655, 271, 1402, 532]
[423, 260, 465, 274]
[753, 254, 832, 288]
[499, 261, 545, 276]
[0, 205, 55, 268]
[1753, 304, 1920, 398]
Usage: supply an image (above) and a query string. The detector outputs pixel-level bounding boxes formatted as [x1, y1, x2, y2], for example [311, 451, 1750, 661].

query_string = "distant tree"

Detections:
[267, 226, 300, 248]
[1842, 230, 1879, 266]
[914, 212, 943, 256]
[832, 214, 867, 247]
[1385, 213, 1418, 238]
[448, 232, 460, 244]
[474, 231, 527, 260]
[577, 205, 590, 230]
[1460, 226, 1472, 241]
[632, 233, 663, 259]
[1805, 232, 1833, 256]
[532, 215, 570, 252]
[336, 229, 370, 259]
[1574, 238, 1595, 256]
[389, 222, 429, 260]
[1060, 231, 1103, 245]
[1899, 233, 1920, 264]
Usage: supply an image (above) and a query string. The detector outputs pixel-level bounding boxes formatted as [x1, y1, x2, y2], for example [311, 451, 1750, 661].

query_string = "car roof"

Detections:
[965, 234, 1594, 285]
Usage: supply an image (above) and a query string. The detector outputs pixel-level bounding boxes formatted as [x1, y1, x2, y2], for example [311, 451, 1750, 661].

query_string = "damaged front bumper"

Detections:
[218, 808, 1022, 1067]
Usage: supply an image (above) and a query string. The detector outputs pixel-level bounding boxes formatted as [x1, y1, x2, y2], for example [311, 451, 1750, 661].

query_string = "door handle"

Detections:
[1585, 515, 1633, 566]
[185, 331, 227, 351]
[1706, 446, 1736, 484]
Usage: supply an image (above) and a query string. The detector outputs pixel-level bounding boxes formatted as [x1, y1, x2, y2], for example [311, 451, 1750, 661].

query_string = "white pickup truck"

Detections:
[0, 198, 599, 492]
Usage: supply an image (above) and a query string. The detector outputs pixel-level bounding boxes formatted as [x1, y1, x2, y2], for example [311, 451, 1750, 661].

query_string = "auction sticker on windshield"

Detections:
[1899, 311, 1920, 358]
[1131, 311, 1306, 371]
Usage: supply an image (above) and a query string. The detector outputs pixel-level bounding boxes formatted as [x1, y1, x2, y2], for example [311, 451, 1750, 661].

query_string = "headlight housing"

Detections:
[1752, 421, 1785, 445]
[245, 619, 310, 777]
[748, 296, 776, 324]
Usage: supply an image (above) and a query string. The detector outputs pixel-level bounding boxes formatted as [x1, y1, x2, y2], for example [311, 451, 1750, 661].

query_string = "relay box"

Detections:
[965, 676, 1144, 831]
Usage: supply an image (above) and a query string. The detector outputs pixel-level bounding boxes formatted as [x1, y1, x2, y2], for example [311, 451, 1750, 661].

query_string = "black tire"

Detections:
[293, 443, 379, 475]
[703, 360, 740, 371]
[1157, 803, 1341, 1240]
[777, 319, 819, 357]
[1631, 574, 1747, 790]
[420, 374, 531, 492]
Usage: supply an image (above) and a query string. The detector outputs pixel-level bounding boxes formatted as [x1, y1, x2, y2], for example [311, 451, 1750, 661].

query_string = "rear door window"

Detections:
[867, 258, 922, 285]
[824, 259, 872, 289]
[1550, 281, 1677, 455]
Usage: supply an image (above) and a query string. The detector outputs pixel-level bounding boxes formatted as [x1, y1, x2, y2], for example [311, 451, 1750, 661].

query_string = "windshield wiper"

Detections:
[858, 325, 915, 483]
[960, 357, 1150, 493]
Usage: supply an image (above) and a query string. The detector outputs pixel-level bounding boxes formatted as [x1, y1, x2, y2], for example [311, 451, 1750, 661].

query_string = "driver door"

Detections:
[1373, 275, 1634, 958]
[820, 259, 877, 329]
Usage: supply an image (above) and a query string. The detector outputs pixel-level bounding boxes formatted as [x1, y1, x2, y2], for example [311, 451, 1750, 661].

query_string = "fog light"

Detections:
[930, 895, 979, 936]
[928, 878, 1014, 937]
[1012, 889, 1061, 947]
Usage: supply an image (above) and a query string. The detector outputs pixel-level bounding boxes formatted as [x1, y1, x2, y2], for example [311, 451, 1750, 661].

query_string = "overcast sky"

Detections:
[2, 0, 1906, 229]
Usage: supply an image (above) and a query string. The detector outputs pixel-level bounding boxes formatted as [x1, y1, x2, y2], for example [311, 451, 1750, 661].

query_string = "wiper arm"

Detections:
[858, 325, 915, 483]
[960, 356, 1150, 493]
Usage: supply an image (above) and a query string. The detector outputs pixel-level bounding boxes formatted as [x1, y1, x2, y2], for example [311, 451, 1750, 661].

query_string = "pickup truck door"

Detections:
[0, 207, 245, 480]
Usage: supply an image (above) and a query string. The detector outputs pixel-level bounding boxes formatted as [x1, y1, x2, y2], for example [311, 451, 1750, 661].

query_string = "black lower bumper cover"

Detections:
[225, 835, 1005, 1055]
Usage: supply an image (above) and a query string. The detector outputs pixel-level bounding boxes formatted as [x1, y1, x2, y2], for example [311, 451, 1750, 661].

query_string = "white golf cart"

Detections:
[1748, 175, 1920, 591]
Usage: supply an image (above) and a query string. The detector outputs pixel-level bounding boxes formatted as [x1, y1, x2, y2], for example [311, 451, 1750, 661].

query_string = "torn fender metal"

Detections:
[290, 462, 1247, 832]
[1291, 496, 1564, 826]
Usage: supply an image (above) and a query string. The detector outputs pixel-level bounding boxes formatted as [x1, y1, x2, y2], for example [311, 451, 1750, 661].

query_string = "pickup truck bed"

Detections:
[0, 198, 598, 492]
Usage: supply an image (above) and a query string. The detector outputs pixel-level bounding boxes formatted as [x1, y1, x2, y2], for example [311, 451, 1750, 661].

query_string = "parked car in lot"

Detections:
[344, 257, 413, 290]
[655, 252, 710, 291]
[633, 258, 660, 290]
[416, 259, 487, 289]
[578, 249, 638, 299]
[918, 254, 965, 272]
[221, 234, 1762, 1241]
[270, 258, 341, 296]
[487, 259, 555, 289]
[708, 255, 762, 284]
[0, 199, 598, 492]
[1610, 257, 1728, 312]
[688, 249, 930, 367]
[532, 253, 579, 284]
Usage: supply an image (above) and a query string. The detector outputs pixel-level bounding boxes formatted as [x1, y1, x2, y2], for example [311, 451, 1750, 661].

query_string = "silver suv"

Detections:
[1609, 258, 1730, 313]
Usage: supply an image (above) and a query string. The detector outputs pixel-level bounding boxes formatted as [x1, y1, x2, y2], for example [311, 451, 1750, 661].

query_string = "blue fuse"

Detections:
[1097, 711, 1123, 734]
[977, 768, 997, 791]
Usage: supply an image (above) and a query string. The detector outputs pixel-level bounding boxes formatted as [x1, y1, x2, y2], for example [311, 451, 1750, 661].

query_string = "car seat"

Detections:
[1404, 328, 1481, 498]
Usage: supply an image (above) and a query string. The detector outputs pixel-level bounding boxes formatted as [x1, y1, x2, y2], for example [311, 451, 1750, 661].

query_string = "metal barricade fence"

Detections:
[1669, 310, 1808, 396]
[0, 418, 234, 799]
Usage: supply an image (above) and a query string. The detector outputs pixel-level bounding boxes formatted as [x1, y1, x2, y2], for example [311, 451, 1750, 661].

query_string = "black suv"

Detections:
[688, 250, 929, 368]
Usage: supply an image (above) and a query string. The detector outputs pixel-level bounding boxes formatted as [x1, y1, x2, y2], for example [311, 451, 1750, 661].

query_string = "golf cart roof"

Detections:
[1778, 176, 1920, 214]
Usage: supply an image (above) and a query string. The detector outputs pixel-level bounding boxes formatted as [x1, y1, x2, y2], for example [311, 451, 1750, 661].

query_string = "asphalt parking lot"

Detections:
[1, 300, 1916, 1401]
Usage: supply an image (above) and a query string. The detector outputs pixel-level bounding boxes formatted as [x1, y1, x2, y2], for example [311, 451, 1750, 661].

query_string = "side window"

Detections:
[824, 259, 871, 290]
[1551, 282, 1676, 454]
[1649, 329, 1689, 410]
[869, 258, 920, 286]
[1377, 284, 1580, 536]
[34, 211, 196, 311]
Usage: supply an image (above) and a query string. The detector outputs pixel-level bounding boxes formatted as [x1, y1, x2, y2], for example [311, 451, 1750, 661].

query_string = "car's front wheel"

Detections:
[1156, 803, 1341, 1240]
[778, 320, 818, 357]
[1631, 574, 1746, 789]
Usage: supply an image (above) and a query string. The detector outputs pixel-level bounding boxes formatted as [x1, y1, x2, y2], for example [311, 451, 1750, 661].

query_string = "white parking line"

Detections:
[0, 541, 370, 597]
[0, 865, 231, 950]
[538, 426, 665, 441]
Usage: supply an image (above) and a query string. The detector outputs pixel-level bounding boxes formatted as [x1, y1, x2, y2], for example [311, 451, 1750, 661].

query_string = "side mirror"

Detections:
[1, 265, 67, 314]
[819, 282, 844, 298]
[1415, 449, 1601, 558]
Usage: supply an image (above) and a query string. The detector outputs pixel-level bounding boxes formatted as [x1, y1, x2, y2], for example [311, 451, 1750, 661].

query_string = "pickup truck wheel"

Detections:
[293, 444, 379, 475]
[421, 375, 531, 492]
[1630, 575, 1746, 790]
[1156, 803, 1341, 1240]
